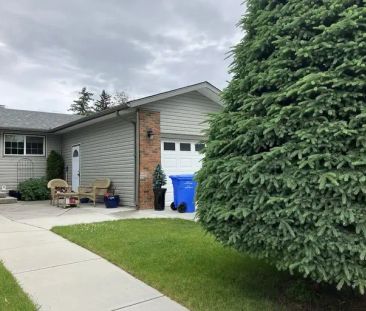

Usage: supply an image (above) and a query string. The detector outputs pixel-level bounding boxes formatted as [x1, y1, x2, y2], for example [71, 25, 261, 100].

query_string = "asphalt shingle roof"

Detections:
[0, 107, 82, 131]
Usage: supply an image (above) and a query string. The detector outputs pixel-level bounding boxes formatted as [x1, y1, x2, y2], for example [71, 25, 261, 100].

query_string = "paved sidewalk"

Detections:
[0, 214, 188, 311]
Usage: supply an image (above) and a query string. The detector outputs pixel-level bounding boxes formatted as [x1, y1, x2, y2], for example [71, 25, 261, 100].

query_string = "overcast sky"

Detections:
[0, 1, 244, 113]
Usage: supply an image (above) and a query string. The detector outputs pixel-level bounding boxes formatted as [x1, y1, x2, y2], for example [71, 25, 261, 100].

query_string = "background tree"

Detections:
[113, 91, 129, 106]
[94, 90, 113, 112]
[196, 0, 366, 293]
[69, 87, 93, 115]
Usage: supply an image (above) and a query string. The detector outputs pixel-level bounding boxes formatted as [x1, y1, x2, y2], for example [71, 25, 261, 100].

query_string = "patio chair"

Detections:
[78, 178, 111, 206]
[47, 179, 71, 206]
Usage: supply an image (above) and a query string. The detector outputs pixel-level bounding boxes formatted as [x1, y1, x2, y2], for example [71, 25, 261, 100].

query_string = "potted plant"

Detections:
[153, 164, 167, 211]
[104, 188, 120, 208]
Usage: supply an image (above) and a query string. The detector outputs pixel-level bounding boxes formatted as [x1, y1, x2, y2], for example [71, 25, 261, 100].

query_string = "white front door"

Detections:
[71, 145, 80, 192]
[161, 140, 204, 206]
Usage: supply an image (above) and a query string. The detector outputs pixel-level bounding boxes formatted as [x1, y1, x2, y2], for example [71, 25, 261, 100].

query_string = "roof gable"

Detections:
[52, 81, 222, 133]
[127, 81, 222, 108]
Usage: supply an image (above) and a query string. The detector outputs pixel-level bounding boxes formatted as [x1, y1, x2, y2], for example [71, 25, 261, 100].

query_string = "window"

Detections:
[195, 143, 205, 152]
[4, 134, 45, 156]
[26, 136, 44, 155]
[180, 143, 191, 151]
[4, 134, 24, 155]
[164, 142, 175, 151]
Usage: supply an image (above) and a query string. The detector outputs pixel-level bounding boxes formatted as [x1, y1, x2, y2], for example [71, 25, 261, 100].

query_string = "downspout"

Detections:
[135, 109, 140, 209]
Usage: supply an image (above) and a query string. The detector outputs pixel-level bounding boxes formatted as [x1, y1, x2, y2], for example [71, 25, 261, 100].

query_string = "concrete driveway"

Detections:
[0, 201, 196, 229]
[0, 201, 193, 310]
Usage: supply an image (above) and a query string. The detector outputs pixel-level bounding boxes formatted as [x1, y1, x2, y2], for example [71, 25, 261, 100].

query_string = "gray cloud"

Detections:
[0, 0, 244, 113]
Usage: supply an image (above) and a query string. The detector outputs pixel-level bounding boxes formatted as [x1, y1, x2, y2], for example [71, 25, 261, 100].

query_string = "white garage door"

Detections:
[161, 140, 204, 206]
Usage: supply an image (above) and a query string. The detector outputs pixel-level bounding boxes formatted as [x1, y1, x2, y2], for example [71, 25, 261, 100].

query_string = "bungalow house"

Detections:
[0, 82, 222, 208]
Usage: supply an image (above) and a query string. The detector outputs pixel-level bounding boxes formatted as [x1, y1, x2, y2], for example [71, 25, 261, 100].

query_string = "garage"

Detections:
[161, 140, 205, 206]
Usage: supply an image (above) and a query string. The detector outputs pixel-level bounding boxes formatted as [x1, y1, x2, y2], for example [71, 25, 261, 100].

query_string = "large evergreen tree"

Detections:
[69, 87, 93, 115]
[196, 0, 366, 292]
[94, 90, 113, 112]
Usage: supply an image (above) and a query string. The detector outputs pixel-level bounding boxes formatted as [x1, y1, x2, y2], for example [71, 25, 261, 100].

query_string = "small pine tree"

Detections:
[94, 90, 113, 112]
[153, 164, 167, 189]
[69, 87, 94, 115]
[46, 151, 64, 181]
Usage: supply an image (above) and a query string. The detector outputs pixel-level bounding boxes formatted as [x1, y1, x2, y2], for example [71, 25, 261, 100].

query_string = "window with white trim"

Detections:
[4, 134, 45, 156]
[180, 143, 191, 151]
[163, 142, 175, 151]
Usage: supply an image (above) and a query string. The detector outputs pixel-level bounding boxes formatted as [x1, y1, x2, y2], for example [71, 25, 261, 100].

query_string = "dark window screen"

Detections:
[180, 143, 191, 151]
[164, 142, 175, 151]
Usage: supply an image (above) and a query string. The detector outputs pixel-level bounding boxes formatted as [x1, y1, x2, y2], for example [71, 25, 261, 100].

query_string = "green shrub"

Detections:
[196, 1, 366, 293]
[18, 177, 50, 201]
[46, 150, 64, 181]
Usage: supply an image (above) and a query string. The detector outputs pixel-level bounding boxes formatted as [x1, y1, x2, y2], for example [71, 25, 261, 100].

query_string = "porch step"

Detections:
[0, 197, 17, 204]
[0, 192, 7, 198]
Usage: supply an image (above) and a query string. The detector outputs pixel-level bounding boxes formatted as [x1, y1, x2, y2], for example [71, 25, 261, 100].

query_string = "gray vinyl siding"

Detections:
[61, 117, 135, 207]
[143, 91, 222, 136]
[0, 131, 61, 190]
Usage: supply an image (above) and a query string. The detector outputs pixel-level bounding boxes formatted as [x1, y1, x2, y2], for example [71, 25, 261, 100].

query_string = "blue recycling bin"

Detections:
[169, 174, 197, 213]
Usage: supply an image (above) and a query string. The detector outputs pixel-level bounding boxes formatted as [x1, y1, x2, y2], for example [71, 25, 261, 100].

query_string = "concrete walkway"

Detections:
[0, 203, 191, 311]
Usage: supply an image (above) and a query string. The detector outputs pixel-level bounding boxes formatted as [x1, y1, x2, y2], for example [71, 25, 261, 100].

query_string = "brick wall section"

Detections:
[138, 110, 161, 209]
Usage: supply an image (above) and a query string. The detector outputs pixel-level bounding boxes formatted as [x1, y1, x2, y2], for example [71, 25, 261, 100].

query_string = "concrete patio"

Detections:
[0, 201, 194, 311]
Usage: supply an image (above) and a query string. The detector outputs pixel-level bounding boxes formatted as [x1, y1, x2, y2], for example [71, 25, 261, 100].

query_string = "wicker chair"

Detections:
[47, 179, 71, 206]
[78, 178, 111, 206]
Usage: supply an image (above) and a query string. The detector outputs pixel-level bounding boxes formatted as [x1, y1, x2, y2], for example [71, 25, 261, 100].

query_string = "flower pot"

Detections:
[153, 188, 167, 211]
[104, 195, 120, 208]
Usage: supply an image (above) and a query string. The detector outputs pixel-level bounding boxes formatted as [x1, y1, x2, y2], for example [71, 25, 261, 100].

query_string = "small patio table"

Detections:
[56, 192, 80, 208]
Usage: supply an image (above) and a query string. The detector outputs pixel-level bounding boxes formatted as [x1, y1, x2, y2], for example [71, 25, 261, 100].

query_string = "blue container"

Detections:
[104, 195, 120, 208]
[169, 174, 197, 213]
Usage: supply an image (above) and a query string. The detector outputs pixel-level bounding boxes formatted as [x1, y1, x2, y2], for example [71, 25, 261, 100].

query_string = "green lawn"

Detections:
[53, 219, 361, 311]
[0, 261, 37, 311]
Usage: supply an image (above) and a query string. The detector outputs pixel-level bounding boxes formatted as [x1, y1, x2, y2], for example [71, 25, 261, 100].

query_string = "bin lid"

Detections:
[169, 174, 195, 180]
